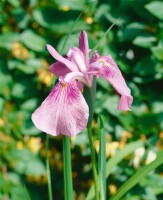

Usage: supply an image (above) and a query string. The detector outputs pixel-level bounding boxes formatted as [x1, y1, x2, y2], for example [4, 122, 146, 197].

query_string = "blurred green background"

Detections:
[0, 0, 163, 199]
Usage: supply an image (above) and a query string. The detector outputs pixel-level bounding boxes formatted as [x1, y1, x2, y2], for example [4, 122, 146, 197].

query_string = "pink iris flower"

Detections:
[32, 31, 133, 136]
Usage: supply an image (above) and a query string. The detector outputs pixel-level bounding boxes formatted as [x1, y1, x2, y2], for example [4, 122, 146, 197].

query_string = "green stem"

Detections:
[63, 136, 73, 200]
[84, 77, 96, 128]
[84, 77, 99, 200]
[87, 127, 99, 200]
[46, 134, 53, 200]
[98, 116, 106, 200]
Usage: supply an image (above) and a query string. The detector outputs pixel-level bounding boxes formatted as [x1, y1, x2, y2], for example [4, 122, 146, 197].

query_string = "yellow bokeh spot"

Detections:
[27, 137, 41, 153]
[12, 41, 29, 60]
[17, 141, 23, 150]
[62, 6, 70, 12]
[140, 134, 147, 142]
[159, 131, 163, 139]
[106, 142, 119, 158]
[0, 132, 13, 143]
[85, 17, 93, 24]
[108, 184, 117, 195]
[42, 174, 48, 184]
[0, 119, 5, 127]
[37, 60, 53, 87]
[94, 140, 100, 153]
[34, 175, 42, 183]
[94, 140, 119, 158]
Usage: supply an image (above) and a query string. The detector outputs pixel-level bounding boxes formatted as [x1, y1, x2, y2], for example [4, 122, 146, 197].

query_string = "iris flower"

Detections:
[32, 31, 133, 136]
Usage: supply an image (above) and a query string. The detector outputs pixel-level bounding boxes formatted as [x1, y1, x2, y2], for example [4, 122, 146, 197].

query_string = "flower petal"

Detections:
[46, 44, 78, 71]
[64, 71, 85, 83]
[100, 65, 133, 110]
[101, 55, 119, 69]
[89, 55, 133, 110]
[76, 81, 83, 90]
[48, 61, 71, 77]
[118, 95, 133, 111]
[67, 47, 86, 71]
[32, 81, 89, 136]
[90, 51, 100, 63]
[79, 31, 89, 65]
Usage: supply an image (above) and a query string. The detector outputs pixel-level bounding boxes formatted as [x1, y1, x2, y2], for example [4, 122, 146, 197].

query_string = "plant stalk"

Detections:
[87, 127, 99, 200]
[46, 134, 53, 200]
[84, 77, 99, 200]
[63, 136, 73, 200]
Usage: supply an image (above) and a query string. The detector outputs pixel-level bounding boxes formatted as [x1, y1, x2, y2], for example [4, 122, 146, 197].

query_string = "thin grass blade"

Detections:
[60, 0, 97, 54]
[89, 18, 121, 58]
[51, 1, 97, 86]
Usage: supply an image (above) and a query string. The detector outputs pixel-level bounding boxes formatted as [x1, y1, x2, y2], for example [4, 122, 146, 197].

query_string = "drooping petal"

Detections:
[67, 47, 86, 72]
[31, 81, 89, 136]
[46, 44, 78, 71]
[100, 64, 133, 110]
[89, 55, 133, 110]
[79, 31, 89, 65]
[48, 61, 71, 77]
[117, 95, 133, 111]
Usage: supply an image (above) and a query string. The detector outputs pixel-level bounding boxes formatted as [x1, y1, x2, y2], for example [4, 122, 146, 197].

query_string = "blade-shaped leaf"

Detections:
[89, 18, 121, 58]
[86, 141, 144, 200]
[110, 151, 163, 200]
[98, 116, 106, 200]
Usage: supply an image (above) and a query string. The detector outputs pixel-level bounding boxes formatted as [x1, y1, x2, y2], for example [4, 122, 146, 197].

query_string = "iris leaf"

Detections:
[86, 141, 144, 200]
[98, 116, 106, 200]
[110, 151, 163, 200]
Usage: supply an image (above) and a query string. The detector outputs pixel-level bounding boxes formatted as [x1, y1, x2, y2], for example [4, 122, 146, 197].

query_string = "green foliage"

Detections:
[145, 1, 163, 20]
[110, 151, 163, 200]
[0, 0, 163, 199]
[20, 30, 47, 52]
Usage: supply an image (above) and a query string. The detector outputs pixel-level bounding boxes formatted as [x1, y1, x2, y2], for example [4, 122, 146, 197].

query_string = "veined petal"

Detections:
[32, 81, 89, 136]
[67, 47, 87, 72]
[118, 95, 133, 111]
[46, 44, 78, 71]
[49, 65, 84, 90]
[76, 81, 83, 90]
[89, 55, 133, 110]
[100, 65, 133, 110]
[48, 61, 71, 77]
[79, 31, 89, 65]
[101, 55, 119, 69]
